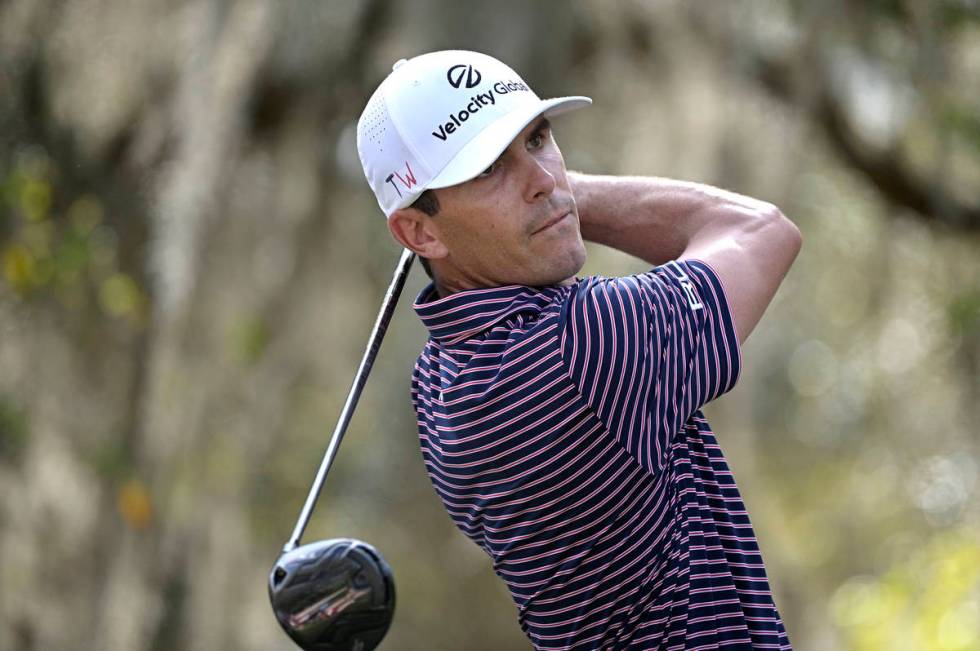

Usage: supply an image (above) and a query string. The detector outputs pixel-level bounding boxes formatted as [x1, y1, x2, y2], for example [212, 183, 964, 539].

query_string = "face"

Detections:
[410, 117, 587, 294]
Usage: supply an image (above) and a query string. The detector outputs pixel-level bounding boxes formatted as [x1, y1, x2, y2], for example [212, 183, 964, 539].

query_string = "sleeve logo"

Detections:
[668, 262, 703, 311]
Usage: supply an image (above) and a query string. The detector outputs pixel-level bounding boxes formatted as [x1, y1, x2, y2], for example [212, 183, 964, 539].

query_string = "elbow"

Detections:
[780, 210, 803, 259]
[760, 203, 802, 258]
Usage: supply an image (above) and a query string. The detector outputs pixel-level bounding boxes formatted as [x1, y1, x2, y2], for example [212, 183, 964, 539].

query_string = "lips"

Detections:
[532, 211, 571, 235]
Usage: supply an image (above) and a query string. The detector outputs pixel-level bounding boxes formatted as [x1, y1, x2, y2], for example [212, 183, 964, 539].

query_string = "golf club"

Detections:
[269, 248, 415, 651]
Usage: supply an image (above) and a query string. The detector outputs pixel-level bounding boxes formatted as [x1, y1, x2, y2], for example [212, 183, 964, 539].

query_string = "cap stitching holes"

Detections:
[365, 96, 388, 150]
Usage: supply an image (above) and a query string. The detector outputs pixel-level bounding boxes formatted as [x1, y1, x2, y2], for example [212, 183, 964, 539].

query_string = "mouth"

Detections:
[532, 211, 571, 235]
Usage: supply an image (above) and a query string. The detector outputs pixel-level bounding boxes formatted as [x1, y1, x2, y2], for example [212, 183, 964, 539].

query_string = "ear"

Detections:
[387, 208, 448, 260]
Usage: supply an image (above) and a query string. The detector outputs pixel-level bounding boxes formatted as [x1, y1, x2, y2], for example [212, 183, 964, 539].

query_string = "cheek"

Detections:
[541, 144, 567, 174]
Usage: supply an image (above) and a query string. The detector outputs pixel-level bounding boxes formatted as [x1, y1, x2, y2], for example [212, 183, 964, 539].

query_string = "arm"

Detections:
[569, 171, 802, 344]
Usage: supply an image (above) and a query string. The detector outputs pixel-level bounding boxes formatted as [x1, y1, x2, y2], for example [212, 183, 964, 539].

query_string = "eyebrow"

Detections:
[528, 117, 551, 137]
[481, 117, 552, 174]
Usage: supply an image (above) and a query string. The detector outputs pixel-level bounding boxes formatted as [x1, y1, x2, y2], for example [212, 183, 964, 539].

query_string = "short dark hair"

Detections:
[410, 190, 440, 279]
[411, 189, 440, 217]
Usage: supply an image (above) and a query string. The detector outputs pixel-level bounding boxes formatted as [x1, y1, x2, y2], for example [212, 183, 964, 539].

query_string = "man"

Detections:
[357, 50, 801, 650]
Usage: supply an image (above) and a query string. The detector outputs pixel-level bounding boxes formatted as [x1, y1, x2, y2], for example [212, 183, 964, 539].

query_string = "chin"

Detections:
[537, 247, 586, 287]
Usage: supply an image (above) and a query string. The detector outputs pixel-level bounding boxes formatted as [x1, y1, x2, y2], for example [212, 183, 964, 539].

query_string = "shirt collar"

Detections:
[414, 283, 560, 344]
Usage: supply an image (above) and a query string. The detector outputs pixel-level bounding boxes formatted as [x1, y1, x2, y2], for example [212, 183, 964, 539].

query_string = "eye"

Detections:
[477, 159, 500, 178]
[528, 127, 550, 150]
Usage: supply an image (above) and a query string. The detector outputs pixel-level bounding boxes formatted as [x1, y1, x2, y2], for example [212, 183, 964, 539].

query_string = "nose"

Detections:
[522, 153, 557, 203]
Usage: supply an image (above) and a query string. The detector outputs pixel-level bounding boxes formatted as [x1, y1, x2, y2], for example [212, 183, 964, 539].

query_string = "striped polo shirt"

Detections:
[411, 260, 791, 650]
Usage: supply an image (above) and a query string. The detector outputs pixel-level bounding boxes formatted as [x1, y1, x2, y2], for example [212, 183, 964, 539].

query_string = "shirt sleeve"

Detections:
[559, 259, 741, 475]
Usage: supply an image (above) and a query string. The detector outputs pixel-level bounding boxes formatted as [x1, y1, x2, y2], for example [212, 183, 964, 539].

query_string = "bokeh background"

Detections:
[1, 1, 979, 649]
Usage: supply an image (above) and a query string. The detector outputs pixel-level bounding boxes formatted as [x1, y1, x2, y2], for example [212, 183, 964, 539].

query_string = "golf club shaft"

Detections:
[284, 248, 416, 552]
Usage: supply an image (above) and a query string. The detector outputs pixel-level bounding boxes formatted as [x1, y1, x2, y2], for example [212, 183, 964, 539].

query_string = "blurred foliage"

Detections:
[229, 315, 271, 365]
[1, 147, 146, 324]
[0, 1, 978, 650]
[830, 526, 980, 650]
[117, 478, 154, 532]
[0, 395, 28, 464]
[949, 289, 980, 338]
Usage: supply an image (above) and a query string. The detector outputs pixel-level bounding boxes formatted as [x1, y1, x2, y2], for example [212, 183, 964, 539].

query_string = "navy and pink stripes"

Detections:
[411, 260, 791, 650]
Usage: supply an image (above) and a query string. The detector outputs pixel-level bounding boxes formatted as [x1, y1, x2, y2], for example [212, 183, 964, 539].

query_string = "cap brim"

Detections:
[426, 96, 592, 190]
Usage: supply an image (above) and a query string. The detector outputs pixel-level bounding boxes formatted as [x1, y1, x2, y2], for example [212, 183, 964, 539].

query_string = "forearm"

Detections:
[569, 171, 781, 266]
[569, 171, 802, 343]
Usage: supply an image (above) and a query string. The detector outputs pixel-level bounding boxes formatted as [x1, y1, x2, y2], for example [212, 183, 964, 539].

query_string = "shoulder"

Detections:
[560, 266, 680, 321]
[567, 261, 727, 312]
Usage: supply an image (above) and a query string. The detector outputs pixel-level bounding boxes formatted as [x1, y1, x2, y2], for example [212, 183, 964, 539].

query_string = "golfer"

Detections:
[357, 50, 801, 650]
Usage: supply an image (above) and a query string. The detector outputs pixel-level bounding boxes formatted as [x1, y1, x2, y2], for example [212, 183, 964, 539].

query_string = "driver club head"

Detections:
[269, 538, 396, 651]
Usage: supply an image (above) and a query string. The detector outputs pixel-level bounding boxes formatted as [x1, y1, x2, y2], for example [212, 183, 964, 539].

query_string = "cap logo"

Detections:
[384, 161, 418, 198]
[447, 64, 482, 89]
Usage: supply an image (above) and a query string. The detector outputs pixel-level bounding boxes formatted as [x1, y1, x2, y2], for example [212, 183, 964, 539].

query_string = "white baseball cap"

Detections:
[356, 50, 591, 217]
